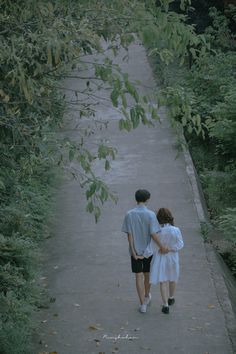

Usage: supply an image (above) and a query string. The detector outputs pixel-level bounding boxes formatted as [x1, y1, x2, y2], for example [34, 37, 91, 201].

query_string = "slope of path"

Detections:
[34, 42, 234, 354]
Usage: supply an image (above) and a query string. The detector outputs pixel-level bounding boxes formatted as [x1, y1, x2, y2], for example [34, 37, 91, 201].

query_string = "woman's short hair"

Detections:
[135, 189, 151, 203]
[157, 208, 174, 225]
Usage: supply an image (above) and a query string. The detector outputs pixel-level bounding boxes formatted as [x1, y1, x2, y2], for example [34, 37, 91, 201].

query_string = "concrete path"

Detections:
[35, 43, 235, 354]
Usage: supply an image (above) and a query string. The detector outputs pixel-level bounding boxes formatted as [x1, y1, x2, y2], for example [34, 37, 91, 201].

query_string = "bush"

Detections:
[145, 4, 236, 276]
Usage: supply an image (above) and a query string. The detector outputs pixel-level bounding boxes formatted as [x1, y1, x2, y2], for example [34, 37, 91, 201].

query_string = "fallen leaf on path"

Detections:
[53, 266, 59, 269]
[41, 320, 47, 323]
[207, 304, 215, 309]
[88, 324, 103, 331]
[134, 328, 140, 331]
[74, 303, 80, 307]
[49, 331, 57, 335]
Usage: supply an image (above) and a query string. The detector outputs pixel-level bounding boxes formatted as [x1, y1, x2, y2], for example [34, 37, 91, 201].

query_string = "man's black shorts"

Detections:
[131, 256, 153, 273]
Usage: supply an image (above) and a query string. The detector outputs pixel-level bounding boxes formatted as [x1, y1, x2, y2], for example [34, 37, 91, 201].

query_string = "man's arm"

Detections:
[127, 233, 143, 259]
[151, 232, 169, 254]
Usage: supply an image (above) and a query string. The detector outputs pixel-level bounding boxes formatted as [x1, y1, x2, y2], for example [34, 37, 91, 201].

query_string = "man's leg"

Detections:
[135, 273, 145, 305]
[143, 272, 151, 298]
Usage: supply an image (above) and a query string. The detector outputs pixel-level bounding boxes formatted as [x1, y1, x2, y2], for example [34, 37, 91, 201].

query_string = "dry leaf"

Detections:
[74, 303, 80, 307]
[49, 331, 57, 335]
[41, 320, 48, 323]
[207, 304, 215, 309]
[88, 324, 103, 331]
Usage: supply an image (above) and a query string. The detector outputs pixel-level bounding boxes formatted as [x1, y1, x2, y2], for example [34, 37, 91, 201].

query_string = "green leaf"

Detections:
[110, 89, 119, 107]
[130, 107, 139, 129]
[69, 148, 75, 162]
[86, 201, 94, 213]
[125, 80, 139, 103]
[151, 108, 160, 121]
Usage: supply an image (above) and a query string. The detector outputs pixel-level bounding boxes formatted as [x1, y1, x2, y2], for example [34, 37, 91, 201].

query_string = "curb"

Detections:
[182, 140, 236, 352]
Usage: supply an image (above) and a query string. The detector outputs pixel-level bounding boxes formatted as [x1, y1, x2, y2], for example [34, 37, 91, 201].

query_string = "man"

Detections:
[122, 189, 168, 313]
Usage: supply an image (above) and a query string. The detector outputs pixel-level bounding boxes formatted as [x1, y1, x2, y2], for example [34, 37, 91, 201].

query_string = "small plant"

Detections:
[200, 221, 212, 243]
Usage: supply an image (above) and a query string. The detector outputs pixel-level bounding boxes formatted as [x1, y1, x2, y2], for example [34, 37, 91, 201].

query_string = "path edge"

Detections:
[182, 138, 236, 352]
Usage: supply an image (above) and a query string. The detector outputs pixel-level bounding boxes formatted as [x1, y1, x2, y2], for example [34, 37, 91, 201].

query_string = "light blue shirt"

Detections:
[122, 205, 161, 255]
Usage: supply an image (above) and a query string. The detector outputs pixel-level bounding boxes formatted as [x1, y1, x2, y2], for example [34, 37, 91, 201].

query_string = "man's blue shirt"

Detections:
[122, 205, 161, 255]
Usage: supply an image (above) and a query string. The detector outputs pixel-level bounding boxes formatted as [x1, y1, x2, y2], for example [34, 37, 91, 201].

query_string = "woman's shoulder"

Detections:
[171, 226, 182, 236]
[164, 225, 181, 234]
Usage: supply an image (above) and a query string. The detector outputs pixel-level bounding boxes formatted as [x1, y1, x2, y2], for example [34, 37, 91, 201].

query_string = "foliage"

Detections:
[3, 0, 235, 351]
[143, 2, 236, 281]
[1, 0, 198, 352]
[205, 6, 236, 50]
[218, 208, 236, 243]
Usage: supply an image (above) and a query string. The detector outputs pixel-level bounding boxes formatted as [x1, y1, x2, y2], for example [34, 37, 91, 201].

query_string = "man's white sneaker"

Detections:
[144, 293, 152, 306]
[139, 304, 147, 313]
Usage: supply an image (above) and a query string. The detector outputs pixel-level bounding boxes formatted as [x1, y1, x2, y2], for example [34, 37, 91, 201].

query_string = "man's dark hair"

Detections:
[135, 189, 151, 203]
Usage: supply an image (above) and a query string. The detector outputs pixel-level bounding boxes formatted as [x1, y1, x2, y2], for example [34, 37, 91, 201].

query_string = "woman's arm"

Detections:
[169, 228, 184, 252]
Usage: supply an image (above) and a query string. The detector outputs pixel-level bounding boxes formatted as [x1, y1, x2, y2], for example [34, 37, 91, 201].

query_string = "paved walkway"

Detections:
[35, 42, 235, 354]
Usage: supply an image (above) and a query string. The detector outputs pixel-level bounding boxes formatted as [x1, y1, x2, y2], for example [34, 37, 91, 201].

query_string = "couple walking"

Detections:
[122, 189, 184, 314]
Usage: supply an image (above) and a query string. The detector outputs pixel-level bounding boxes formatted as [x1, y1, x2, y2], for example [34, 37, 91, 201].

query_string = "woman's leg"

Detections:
[160, 281, 169, 306]
[169, 281, 176, 298]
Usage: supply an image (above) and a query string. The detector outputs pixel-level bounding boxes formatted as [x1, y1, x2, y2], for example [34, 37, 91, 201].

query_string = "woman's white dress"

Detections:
[143, 224, 184, 284]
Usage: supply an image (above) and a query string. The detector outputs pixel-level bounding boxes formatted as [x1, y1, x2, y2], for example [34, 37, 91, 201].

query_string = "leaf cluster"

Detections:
[147, 5, 236, 248]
